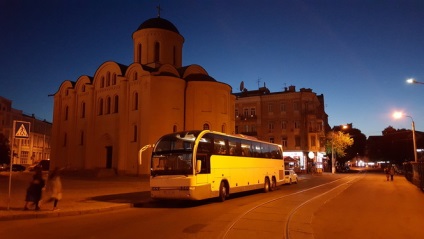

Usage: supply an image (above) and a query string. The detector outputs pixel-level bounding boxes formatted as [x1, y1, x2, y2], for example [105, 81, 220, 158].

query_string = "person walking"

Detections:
[385, 166, 390, 181]
[24, 167, 45, 211]
[44, 167, 63, 211]
[389, 165, 395, 181]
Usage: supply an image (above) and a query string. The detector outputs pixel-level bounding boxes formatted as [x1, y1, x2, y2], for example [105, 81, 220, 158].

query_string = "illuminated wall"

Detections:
[51, 17, 234, 175]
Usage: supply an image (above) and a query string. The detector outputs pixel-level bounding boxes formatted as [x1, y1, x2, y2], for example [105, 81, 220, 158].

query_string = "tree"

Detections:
[326, 131, 354, 164]
[341, 128, 367, 162]
[0, 133, 10, 165]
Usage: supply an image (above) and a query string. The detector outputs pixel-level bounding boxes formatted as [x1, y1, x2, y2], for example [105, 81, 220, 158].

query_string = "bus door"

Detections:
[195, 154, 210, 184]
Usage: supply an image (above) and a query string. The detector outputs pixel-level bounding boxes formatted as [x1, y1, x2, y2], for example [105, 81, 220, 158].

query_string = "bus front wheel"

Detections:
[219, 181, 228, 202]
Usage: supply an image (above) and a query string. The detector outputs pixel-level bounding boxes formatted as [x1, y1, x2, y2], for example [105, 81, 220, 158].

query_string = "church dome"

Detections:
[137, 17, 180, 34]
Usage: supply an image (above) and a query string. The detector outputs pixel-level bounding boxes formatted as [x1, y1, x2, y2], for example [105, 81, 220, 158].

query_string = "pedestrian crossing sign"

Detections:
[14, 121, 30, 138]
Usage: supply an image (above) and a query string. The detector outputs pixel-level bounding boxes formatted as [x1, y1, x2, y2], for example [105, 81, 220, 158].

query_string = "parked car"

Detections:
[0, 164, 7, 171]
[336, 165, 350, 173]
[10, 164, 26, 172]
[28, 159, 50, 171]
[283, 169, 298, 184]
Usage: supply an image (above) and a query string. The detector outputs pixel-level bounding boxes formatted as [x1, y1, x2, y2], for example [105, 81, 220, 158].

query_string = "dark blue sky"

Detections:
[1, 0, 423, 137]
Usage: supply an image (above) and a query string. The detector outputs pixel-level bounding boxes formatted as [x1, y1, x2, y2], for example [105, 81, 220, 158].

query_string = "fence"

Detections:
[403, 161, 424, 191]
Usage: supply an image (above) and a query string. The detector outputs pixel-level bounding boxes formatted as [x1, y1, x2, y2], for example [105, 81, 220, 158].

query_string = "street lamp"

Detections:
[393, 112, 418, 163]
[406, 78, 424, 85]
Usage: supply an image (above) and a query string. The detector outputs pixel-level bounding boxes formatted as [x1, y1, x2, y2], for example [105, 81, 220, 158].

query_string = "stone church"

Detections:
[51, 16, 235, 175]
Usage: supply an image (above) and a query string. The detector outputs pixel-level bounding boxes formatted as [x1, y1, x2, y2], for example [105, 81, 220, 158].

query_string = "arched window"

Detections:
[154, 42, 160, 62]
[173, 125, 177, 132]
[106, 97, 111, 114]
[221, 124, 226, 133]
[114, 95, 119, 113]
[134, 72, 138, 81]
[106, 72, 110, 87]
[137, 43, 142, 63]
[203, 123, 210, 130]
[98, 98, 104, 115]
[112, 73, 116, 85]
[133, 92, 139, 110]
[100, 77, 105, 88]
[81, 102, 86, 118]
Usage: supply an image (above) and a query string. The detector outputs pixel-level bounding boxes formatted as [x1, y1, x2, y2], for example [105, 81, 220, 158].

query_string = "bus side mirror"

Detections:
[196, 160, 202, 173]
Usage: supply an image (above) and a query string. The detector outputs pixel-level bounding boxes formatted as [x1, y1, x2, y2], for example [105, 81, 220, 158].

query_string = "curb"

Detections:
[0, 202, 134, 221]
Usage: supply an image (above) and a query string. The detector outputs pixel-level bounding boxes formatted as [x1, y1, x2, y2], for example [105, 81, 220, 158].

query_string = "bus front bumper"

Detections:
[151, 184, 212, 200]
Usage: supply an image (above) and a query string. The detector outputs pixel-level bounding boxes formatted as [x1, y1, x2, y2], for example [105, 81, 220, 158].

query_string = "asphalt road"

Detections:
[1, 170, 423, 239]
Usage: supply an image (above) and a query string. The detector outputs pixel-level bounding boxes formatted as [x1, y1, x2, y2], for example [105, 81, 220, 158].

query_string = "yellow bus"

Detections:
[149, 130, 285, 201]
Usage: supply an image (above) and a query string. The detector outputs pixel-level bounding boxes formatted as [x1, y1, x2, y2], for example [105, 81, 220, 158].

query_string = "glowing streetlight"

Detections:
[406, 78, 424, 85]
[393, 111, 418, 163]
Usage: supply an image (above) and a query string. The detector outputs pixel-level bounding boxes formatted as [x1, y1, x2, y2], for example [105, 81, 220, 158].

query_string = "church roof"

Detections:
[137, 17, 180, 34]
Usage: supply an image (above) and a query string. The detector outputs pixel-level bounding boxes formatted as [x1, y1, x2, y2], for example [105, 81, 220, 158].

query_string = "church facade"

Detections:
[51, 17, 235, 175]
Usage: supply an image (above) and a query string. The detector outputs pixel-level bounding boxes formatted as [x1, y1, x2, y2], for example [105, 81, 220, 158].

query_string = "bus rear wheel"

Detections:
[270, 177, 277, 191]
[263, 177, 270, 193]
[219, 181, 228, 202]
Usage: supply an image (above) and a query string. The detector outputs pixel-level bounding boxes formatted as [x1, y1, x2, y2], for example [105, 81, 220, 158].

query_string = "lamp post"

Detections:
[406, 78, 424, 85]
[331, 139, 336, 174]
[393, 112, 418, 163]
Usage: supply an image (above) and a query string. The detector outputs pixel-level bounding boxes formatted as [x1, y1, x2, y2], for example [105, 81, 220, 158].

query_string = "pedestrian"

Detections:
[385, 167, 390, 181]
[44, 167, 63, 211]
[24, 167, 45, 211]
[389, 166, 395, 181]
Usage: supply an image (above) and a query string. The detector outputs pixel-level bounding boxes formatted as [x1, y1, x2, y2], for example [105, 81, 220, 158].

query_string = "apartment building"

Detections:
[0, 96, 51, 165]
[235, 85, 329, 172]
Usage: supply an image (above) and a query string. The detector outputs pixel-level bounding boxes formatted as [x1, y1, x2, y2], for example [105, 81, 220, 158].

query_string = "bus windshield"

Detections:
[151, 131, 201, 176]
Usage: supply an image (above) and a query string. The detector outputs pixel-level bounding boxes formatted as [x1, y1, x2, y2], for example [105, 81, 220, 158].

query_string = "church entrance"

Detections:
[105, 146, 113, 169]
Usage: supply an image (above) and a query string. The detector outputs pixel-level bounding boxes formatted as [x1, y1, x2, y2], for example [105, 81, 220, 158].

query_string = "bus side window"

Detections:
[235, 141, 242, 156]
[214, 137, 227, 155]
[262, 144, 271, 158]
[228, 138, 238, 156]
[252, 142, 261, 157]
[241, 140, 251, 157]
[270, 145, 280, 159]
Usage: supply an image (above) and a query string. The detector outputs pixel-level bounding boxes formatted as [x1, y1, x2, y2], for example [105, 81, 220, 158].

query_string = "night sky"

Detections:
[1, 0, 423, 137]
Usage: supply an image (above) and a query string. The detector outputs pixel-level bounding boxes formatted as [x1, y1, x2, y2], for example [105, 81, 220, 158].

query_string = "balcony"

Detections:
[236, 114, 257, 121]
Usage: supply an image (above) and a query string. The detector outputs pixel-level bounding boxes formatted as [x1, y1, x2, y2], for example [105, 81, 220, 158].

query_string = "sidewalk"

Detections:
[0, 171, 151, 221]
